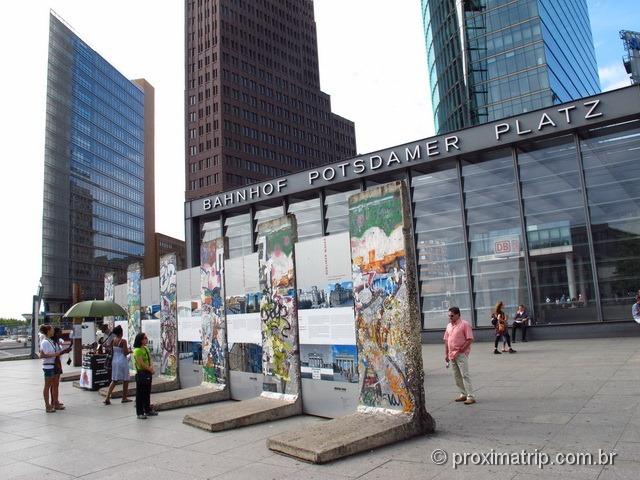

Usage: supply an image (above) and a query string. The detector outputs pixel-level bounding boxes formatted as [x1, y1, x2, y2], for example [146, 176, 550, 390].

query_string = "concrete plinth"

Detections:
[267, 411, 428, 464]
[183, 396, 301, 432]
[94, 376, 177, 397]
[150, 385, 229, 411]
[60, 371, 80, 382]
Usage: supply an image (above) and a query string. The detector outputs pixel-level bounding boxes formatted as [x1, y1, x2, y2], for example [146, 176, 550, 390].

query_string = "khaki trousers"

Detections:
[452, 353, 474, 398]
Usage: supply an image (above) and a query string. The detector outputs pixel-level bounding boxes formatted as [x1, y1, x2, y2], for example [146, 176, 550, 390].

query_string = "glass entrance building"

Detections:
[184, 86, 640, 335]
[421, 0, 601, 134]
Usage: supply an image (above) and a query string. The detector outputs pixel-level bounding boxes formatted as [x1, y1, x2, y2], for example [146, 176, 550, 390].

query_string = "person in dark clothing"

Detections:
[492, 301, 515, 354]
[512, 304, 530, 342]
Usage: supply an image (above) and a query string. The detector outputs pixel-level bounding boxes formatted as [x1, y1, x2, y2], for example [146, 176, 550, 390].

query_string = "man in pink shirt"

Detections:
[443, 306, 475, 405]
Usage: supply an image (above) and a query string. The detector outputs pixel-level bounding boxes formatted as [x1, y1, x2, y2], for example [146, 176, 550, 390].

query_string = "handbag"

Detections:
[104, 336, 115, 370]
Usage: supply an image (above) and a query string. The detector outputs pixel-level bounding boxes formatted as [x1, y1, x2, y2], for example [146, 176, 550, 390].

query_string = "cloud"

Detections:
[599, 63, 631, 91]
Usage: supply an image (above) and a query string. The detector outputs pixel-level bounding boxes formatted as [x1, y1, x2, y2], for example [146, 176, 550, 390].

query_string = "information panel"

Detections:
[225, 253, 263, 399]
[296, 232, 358, 384]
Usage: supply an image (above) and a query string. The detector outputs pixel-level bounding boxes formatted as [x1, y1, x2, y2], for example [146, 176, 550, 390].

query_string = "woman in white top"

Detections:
[40, 325, 71, 413]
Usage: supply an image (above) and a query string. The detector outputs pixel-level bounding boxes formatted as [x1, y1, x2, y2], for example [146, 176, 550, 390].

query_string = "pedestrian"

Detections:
[492, 301, 515, 354]
[632, 296, 640, 324]
[39, 325, 71, 413]
[132, 332, 157, 419]
[51, 327, 67, 410]
[96, 324, 114, 354]
[103, 325, 132, 405]
[512, 304, 530, 342]
[443, 306, 475, 405]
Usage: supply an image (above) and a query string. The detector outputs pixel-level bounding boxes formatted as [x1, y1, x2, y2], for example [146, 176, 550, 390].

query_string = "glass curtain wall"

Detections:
[324, 188, 359, 235]
[517, 135, 597, 324]
[462, 150, 530, 325]
[201, 219, 221, 242]
[581, 121, 640, 321]
[224, 213, 252, 259]
[288, 197, 322, 241]
[412, 163, 471, 328]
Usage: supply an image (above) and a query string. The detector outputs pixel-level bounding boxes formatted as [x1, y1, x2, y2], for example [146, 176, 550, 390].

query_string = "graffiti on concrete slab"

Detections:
[159, 253, 178, 378]
[349, 184, 416, 413]
[258, 215, 300, 396]
[200, 238, 227, 385]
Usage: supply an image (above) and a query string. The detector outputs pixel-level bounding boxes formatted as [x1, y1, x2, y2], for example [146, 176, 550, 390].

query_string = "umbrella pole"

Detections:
[72, 283, 83, 367]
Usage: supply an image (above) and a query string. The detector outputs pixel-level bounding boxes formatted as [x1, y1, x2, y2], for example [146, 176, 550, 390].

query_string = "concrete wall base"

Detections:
[151, 385, 229, 411]
[183, 396, 302, 432]
[95, 376, 178, 397]
[267, 411, 430, 464]
[60, 371, 80, 382]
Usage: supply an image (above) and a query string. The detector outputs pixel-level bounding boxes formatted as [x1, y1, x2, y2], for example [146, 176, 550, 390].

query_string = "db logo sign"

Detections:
[495, 241, 512, 254]
[494, 239, 519, 256]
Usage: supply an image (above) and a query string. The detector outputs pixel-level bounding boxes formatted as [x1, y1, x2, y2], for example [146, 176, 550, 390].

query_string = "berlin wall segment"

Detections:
[148, 238, 231, 411]
[200, 237, 229, 389]
[266, 181, 434, 464]
[258, 214, 302, 399]
[159, 253, 180, 389]
[183, 215, 303, 431]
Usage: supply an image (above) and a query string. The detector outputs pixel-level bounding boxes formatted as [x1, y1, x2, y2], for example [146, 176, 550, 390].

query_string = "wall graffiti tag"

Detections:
[104, 272, 115, 330]
[159, 253, 178, 378]
[200, 238, 227, 386]
[349, 182, 418, 414]
[126, 263, 142, 358]
[258, 215, 300, 396]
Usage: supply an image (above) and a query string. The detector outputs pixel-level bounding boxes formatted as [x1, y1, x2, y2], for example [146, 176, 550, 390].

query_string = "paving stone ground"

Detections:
[1, 337, 638, 479]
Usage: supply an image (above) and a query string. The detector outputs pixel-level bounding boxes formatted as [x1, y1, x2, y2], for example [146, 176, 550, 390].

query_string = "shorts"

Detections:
[43, 368, 55, 378]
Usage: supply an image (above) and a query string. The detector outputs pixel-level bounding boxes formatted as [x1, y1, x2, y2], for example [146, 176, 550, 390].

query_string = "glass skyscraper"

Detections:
[422, 0, 601, 134]
[42, 13, 154, 315]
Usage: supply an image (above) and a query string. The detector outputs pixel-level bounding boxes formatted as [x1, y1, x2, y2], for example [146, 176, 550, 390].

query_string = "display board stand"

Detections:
[268, 181, 435, 463]
[184, 215, 302, 431]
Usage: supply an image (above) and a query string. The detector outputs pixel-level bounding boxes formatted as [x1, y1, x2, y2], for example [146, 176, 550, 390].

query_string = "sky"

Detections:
[0, 0, 635, 319]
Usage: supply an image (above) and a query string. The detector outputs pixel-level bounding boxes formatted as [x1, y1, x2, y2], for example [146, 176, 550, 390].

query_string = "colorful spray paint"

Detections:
[104, 272, 115, 330]
[348, 181, 430, 426]
[159, 253, 178, 379]
[126, 263, 142, 354]
[257, 215, 300, 397]
[200, 238, 227, 386]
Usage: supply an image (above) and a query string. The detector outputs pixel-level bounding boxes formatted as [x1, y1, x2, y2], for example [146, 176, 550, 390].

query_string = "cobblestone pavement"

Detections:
[1, 337, 638, 479]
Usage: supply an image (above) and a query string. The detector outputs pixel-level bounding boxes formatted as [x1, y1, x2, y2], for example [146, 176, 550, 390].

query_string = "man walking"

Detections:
[444, 306, 475, 405]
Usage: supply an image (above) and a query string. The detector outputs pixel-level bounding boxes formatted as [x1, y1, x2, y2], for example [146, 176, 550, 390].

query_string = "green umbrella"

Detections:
[63, 300, 127, 318]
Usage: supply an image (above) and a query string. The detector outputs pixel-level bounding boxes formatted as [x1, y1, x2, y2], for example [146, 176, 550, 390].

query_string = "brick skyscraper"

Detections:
[185, 0, 356, 200]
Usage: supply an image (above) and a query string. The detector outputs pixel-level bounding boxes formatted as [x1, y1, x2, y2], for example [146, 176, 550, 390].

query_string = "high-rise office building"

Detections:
[42, 13, 155, 316]
[421, 0, 601, 134]
[184, 0, 357, 200]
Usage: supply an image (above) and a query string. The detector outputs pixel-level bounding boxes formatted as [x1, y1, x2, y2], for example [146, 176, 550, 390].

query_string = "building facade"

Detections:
[155, 233, 187, 273]
[42, 13, 155, 316]
[185, 86, 640, 335]
[422, 0, 601, 134]
[184, 0, 356, 201]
